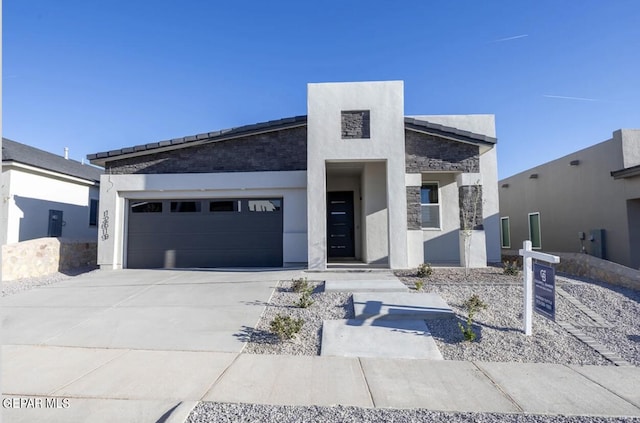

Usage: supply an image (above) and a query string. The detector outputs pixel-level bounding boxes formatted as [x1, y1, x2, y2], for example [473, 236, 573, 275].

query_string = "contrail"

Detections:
[491, 34, 528, 43]
[543, 94, 599, 102]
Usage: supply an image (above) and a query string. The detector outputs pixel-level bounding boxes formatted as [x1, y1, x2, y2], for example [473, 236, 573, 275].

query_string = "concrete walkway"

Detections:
[3, 346, 640, 421]
[2, 269, 640, 421]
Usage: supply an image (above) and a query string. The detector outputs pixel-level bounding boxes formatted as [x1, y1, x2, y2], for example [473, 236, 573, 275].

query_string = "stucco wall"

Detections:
[307, 81, 408, 269]
[105, 126, 307, 174]
[499, 134, 637, 268]
[2, 238, 97, 281]
[2, 167, 99, 245]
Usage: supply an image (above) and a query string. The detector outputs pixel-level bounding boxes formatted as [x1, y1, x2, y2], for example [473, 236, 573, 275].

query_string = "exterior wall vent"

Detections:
[501, 183, 509, 188]
[570, 160, 580, 166]
[529, 173, 538, 179]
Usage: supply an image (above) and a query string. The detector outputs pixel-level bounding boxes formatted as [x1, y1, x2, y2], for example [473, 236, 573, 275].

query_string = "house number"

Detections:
[100, 210, 110, 241]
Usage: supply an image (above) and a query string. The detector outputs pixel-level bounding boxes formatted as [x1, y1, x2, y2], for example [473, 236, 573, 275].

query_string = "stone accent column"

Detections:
[405, 173, 424, 268]
[456, 173, 486, 268]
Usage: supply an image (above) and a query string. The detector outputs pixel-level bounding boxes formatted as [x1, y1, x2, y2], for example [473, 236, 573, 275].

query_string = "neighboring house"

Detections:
[499, 129, 640, 269]
[1, 138, 103, 244]
[87, 81, 500, 270]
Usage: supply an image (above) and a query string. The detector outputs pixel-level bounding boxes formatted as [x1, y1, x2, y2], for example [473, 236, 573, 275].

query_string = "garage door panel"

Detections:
[127, 198, 283, 269]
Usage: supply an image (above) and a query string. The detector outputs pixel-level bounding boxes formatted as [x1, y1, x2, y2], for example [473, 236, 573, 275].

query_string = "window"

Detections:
[248, 199, 282, 212]
[500, 217, 511, 248]
[341, 110, 370, 139]
[131, 201, 163, 213]
[89, 199, 99, 226]
[209, 200, 240, 212]
[528, 212, 542, 249]
[170, 201, 201, 213]
[420, 183, 440, 229]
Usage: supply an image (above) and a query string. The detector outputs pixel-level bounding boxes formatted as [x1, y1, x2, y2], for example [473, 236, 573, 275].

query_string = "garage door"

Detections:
[126, 198, 283, 268]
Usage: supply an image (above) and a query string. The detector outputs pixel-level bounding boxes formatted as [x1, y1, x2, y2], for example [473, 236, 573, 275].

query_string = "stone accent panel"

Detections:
[459, 185, 483, 230]
[2, 238, 97, 281]
[341, 110, 370, 139]
[406, 186, 421, 230]
[405, 130, 479, 172]
[106, 126, 307, 174]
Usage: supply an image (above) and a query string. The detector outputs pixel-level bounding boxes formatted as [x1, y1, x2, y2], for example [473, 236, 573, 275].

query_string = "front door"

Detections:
[327, 191, 355, 258]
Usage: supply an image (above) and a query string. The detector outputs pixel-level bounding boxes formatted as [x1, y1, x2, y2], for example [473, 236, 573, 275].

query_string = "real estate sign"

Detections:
[533, 263, 555, 320]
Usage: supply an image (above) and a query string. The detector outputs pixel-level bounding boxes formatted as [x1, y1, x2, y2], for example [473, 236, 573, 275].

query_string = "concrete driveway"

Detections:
[1, 268, 302, 422]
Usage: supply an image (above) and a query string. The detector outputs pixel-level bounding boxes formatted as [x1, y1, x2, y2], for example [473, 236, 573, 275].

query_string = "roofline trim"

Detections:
[404, 117, 497, 145]
[611, 164, 640, 180]
[3, 161, 100, 186]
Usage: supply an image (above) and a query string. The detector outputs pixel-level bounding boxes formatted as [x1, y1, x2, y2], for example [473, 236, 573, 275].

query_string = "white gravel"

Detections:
[242, 267, 638, 366]
[187, 402, 640, 423]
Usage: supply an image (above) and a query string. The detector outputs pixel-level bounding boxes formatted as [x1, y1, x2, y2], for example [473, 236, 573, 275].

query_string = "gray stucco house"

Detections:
[499, 129, 640, 269]
[88, 81, 500, 270]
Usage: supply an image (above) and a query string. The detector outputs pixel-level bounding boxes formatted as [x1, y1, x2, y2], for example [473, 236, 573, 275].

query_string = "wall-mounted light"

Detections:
[529, 173, 538, 179]
[501, 183, 509, 188]
[570, 160, 580, 166]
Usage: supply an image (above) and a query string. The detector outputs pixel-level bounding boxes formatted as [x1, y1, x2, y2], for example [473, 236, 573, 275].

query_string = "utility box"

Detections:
[589, 229, 606, 259]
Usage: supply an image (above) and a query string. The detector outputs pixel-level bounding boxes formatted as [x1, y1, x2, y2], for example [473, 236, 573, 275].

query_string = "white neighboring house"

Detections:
[1, 138, 103, 245]
[88, 81, 500, 270]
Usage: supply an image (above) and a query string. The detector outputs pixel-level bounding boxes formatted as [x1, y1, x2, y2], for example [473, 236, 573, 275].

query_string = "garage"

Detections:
[126, 198, 283, 268]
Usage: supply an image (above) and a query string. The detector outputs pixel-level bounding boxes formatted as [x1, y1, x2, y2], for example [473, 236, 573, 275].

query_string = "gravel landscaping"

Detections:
[187, 402, 640, 423]
[1, 267, 98, 297]
[243, 267, 639, 366]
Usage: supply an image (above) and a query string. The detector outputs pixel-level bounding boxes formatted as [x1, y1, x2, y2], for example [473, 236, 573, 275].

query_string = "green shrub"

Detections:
[291, 277, 310, 293]
[503, 260, 520, 276]
[269, 314, 304, 341]
[416, 263, 433, 278]
[414, 280, 424, 291]
[295, 289, 314, 308]
[458, 294, 488, 342]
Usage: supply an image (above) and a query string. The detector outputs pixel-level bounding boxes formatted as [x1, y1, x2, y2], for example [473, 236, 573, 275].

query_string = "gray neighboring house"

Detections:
[499, 129, 640, 269]
[88, 81, 501, 270]
[1, 138, 103, 244]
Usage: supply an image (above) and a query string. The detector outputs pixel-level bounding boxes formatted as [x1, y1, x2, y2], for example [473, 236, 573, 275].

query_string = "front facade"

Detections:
[499, 129, 640, 269]
[1, 138, 102, 245]
[89, 81, 500, 270]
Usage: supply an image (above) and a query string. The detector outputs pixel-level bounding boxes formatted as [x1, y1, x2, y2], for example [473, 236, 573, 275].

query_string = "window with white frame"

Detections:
[500, 217, 511, 248]
[421, 183, 440, 229]
[528, 212, 542, 249]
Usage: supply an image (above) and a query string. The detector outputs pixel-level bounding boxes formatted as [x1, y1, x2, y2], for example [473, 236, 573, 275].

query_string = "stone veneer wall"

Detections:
[341, 110, 370, 139]
[2, 238, 97, 281]
[106, 126, 307, 174]
[405, 130, 479, 173]
[502, 251, 640, 291]
[406, 186, 421, 230]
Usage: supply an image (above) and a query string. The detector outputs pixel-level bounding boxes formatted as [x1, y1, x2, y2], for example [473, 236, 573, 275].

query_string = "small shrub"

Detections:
[295, 289, 314, 308]
[414, 280, 424, 291]
[291, 277, 310, 293]
[416, 263, 433, 278]
[503, 260, 520, 276]
[269, 314, 304, 341]
[458, 294, 488, 342]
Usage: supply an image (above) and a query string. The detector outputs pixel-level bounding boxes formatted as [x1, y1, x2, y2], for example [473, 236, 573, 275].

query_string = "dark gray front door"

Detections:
[127, 198, 283, 269]
[327, 191, 355, 258]
[48, 210, 63, 237]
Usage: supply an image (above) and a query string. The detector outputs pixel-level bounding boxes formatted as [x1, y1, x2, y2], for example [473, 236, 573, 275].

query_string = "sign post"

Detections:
[519, 241, 559, 336]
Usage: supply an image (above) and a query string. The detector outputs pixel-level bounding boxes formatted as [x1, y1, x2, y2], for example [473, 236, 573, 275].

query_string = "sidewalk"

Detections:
[3, 345, 640, 422]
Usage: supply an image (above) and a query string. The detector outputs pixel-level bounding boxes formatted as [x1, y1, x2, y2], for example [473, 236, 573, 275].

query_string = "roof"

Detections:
[611, 163, 640, 180]
[2, 138, 103, 182]
[87, 115, 496, 166]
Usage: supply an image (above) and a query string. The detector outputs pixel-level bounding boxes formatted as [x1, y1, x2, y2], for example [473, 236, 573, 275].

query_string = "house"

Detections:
[1, 138, 102, 245]
[87, 81, 500, 270]
[499, 129, 640, 269]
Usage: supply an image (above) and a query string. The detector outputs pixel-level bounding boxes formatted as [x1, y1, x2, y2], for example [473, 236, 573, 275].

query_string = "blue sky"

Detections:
[3, 1, 639, 179]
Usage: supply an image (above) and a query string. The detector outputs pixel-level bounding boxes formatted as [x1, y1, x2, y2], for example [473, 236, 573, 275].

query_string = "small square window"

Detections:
[210, 200, 239, 212]
[341, 110, 370, 139]
[131, 201, 163, 213]
[170, 201, 201, 213]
